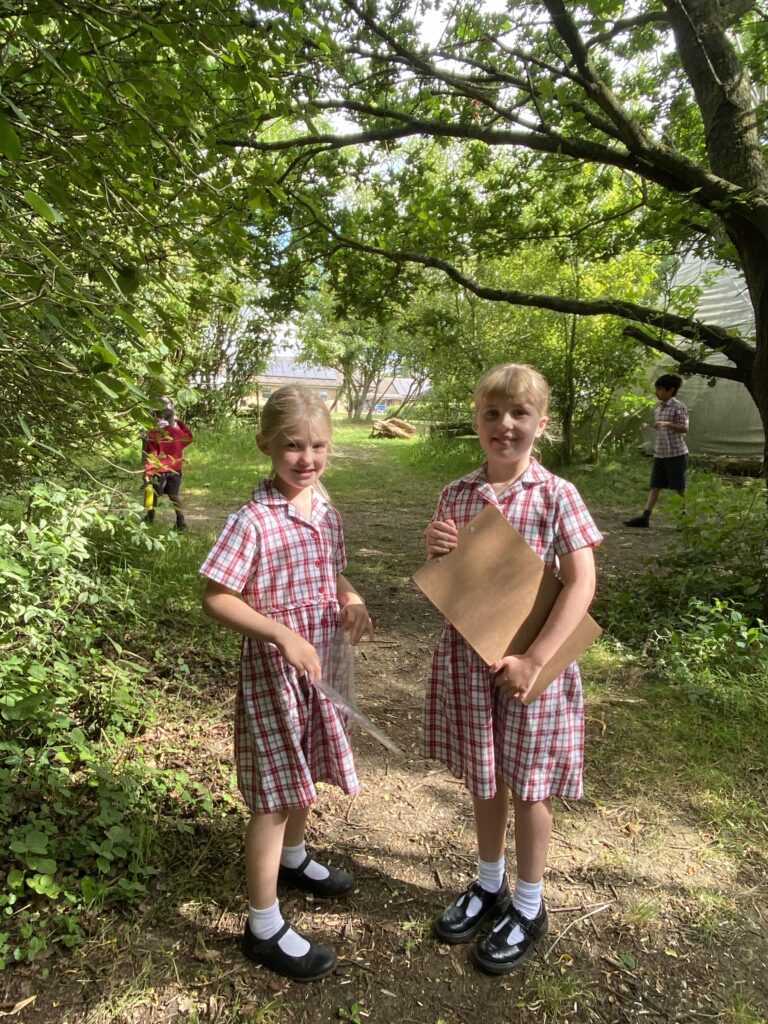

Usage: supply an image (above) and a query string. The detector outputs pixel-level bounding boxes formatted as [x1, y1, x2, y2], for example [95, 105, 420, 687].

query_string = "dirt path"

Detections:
[4, 448, 766, 1024]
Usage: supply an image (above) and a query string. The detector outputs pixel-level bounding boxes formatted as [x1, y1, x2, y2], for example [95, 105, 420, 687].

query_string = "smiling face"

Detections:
[258, 420, 329, 499]
[475, 393, 549, 483]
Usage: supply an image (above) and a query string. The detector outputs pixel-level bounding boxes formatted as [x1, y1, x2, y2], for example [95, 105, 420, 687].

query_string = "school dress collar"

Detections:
[459, 458, 549, 496]
[250, 479, 330, 525]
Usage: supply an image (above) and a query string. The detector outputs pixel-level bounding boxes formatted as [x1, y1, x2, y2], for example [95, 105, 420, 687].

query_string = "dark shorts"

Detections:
[650, 455, 687, 491]
[152, 471, 182, 499]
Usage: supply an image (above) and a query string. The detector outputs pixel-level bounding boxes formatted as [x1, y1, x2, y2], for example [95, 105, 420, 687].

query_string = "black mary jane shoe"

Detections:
[278, 853, 355, 899]
[472, 901, 549, 974]
[241, 921, 337, 981]
[433, 880, 511, 945]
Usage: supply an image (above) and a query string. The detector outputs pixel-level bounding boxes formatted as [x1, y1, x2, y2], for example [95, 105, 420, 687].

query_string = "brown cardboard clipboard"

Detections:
[412, 504, 602, 704]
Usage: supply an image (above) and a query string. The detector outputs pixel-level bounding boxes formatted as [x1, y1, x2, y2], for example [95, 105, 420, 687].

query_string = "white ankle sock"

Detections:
[281, 841, 329, 881]
[478, 856, 506, 893]
[495, 877, 543, 945]
[248, 901, 310, 957]
[513, 877, 542, 920]
[461, 857, 505, 917]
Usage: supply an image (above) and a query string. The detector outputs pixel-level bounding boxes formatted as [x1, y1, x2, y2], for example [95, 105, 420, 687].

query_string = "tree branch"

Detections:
[292, 198, 756, 371]
[585, 11, 670, 50]
[219, 109, 768, 227]
[622, 325, 748, 380]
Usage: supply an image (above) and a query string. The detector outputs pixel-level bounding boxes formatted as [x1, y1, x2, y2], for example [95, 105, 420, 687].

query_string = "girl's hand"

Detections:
[340, 601, 374, 645]
[490, 655, 541, 703]
[276, 630, 322, 683]
[426, 518, 458, 557]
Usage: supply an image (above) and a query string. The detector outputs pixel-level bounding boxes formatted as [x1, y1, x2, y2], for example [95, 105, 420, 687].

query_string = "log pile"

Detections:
[371, 417, 417, 439]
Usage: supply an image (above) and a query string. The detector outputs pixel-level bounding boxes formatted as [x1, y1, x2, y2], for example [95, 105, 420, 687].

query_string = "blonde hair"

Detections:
[473, 363, 551, 417]
[258, 384, 333, 445]
[258, 385, 333, 497]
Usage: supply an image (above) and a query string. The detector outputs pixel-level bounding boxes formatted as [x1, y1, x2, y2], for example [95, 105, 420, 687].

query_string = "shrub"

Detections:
[598, 474, 767, 645]
[649, 597, 768, 718]
[0, 482, 211, 968]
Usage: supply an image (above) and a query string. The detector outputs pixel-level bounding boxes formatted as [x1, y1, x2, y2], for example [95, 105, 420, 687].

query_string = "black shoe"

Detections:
[144, 510, 155, 524]
[433, 880, 510, 945]
[278, 853, 354, 898]
[174, 519, 188, 532]
[623, 515, 650, 528]
[473, 901, 548, 974]
[241, 921, 336, 981]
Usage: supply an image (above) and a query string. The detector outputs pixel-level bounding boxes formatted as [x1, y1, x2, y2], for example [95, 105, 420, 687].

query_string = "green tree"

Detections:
[0, 0, 299, 482]
[296, 284, 427, 419]
[223, 0, 768, 470]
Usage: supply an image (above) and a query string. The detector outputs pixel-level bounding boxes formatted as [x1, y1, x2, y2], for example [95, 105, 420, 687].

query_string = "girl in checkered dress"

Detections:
[200, 386, 373, 982]
[424, 364, 602, 974]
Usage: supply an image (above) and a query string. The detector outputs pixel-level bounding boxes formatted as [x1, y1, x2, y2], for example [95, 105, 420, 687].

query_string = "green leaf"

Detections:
[23, 190, 60, 224]
[91, 342, 119, 367]
[0, 112, 22, 160]
[17, 416, 33, 441]
[91, 377, 120, 400]
[11, 830, 48, 855]
[25, 857, 57, 876]
[7, 870, 25, 891]
[116, 308, 148, 339]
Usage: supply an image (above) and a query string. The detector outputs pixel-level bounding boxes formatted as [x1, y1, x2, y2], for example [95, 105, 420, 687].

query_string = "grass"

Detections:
[522, 970, 582, 1019]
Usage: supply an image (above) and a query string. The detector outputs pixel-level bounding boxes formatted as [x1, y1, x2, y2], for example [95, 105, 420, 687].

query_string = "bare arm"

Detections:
[491, 546, 597, 702]
[523, 547, 596, 670]
[202, 579, 322, 681]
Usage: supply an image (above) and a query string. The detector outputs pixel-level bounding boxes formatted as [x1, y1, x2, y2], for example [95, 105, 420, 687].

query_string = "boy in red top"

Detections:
[143, 400, 193, 531]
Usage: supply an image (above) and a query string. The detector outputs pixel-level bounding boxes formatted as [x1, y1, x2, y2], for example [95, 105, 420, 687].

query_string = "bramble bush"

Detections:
[0, 483, 213, 968]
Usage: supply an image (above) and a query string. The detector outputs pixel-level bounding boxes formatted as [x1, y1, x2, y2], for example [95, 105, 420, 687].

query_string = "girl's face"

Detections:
[258, 422, 329, 498]
[475, 394, 548, 478]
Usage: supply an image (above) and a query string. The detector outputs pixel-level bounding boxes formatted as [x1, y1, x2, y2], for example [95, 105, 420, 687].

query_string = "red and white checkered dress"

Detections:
[422, 460, 603, 802]
[200, 480, 360, 814]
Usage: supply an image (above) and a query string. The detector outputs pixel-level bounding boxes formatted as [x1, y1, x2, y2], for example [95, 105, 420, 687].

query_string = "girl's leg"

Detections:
[283, 805, 311, 847]
[433, 780, 510, 943]
[242, 809, 337, 979]
[473, 778, 510, 862]
[245, 810, 288, 909]
[512, 792, 552, 885]
[472, 794, 551, 973]
[280, 805, 354, 893]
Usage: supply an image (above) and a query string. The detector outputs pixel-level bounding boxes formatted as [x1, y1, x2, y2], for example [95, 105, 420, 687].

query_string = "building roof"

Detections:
[261, 357, 341, 383]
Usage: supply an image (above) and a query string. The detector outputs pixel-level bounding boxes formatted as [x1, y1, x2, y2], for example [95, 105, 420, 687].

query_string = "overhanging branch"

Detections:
[622, 326, 747, 381]
[294, 199, 755, 372]
[221, 108, 768, 230]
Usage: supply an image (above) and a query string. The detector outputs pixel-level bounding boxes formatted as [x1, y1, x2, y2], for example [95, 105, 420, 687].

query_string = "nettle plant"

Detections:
[0, 482, 211, 967]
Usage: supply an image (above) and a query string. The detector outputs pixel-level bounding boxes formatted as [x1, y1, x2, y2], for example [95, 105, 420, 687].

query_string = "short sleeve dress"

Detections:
[200, 480, 360, 814]
[422, 460, 603, 802]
